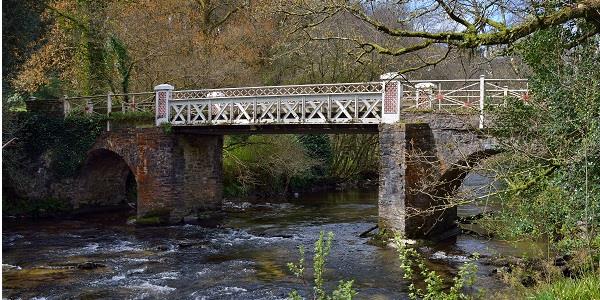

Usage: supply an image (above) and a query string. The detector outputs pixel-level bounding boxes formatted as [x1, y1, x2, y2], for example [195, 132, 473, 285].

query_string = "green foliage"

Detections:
[110, 110, 154, 126]
[526, 272, 600, 300]
[223, 133, 380, 196]
[134, 216, 162, 226]
[160, 122, 173, 134]
[482, 23, 600, 265]
[2, 0, 48, 87]
[297, 134, 332, 177]
[328, 134, 379, 181]
[135, 208, 172, 225]
[3, 112, 106, 178]
[393, 235, 478, 300]
[108, 36, 133, 94]
[313, 231, 334, 299]
[287, 231, 357, 300]
[3, 92, 28, 112]
[223, 135, 319, 197]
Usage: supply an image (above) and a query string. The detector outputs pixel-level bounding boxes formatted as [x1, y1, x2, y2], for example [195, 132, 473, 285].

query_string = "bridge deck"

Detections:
[172, 123, 380, 135]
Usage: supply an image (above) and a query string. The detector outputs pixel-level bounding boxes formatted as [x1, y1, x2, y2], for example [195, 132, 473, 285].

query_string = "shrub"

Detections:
[287, 231, 357, 300]
[393, 235, 478, 300]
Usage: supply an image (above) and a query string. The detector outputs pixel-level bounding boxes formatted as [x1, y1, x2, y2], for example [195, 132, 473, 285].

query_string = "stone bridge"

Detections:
[61, 74, 527, 239]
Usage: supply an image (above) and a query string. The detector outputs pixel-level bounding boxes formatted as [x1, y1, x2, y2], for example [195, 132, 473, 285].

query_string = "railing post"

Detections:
[479, 75, 485, 129]
[187, 102, 191, 125]
[107, 92, 113, 131]
[302, 96, 306, 123]
[62, 95, 70, 116]
[327, 95, 332, 122]
[230, 100, 234, 123]
[253, 98, 257, 123]
[154, 84, 174, 126]
[85, 99, 94, 115]
[415, 89, 420, 108]
[277, 97, 281, 123]
[381, 72, 401, 123]
[208, 99, 212, 123]
[354, 95, 358, 120]
[503, 85, 508, 107]
[438, 83, 442, 110]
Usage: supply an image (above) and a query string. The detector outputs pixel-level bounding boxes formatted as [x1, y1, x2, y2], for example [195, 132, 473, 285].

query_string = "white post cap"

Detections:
[154, 84, 174, 91]
[380, 72, 399, 80]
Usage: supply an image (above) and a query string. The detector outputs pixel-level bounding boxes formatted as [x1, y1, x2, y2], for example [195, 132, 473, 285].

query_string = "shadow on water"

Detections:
[3, 185, 546, 299]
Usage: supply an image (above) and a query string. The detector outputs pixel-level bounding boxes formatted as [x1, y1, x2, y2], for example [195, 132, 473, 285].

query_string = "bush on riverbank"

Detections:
[478, 23, 600, 273]
[393, 235, 479, 300]
[525, 273, 600, 300]
[223, 135, 320, 197]
[222, 133, 379, 198]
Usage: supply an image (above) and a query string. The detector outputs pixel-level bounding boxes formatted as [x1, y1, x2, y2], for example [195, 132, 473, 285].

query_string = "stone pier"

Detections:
[378, 114, 498, 239]
[75, 128, 223, 222]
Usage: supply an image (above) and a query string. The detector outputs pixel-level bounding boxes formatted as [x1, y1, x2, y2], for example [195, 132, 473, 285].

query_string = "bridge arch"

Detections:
[75, 148, 137, 210]
[436, 149, 501, 198]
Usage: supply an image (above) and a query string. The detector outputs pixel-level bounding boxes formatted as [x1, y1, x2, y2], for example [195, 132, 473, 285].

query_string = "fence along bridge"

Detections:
[63, 74, 529, 239]
[64, 74, 528, 130]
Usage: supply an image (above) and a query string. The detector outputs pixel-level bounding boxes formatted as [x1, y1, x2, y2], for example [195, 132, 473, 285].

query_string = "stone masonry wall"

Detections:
[72, 128, 223, 222]
[378, 123, 407, 233]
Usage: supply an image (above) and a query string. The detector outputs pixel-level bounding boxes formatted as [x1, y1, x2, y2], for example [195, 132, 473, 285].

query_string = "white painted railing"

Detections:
[64, 92, 155, 116]
[167, 82, 384, 126]
[61, 76, 530, 130]
[401, 77, 529, 110]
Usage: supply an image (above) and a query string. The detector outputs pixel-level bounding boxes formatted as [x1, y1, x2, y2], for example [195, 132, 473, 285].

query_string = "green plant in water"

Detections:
[393, 235, 478, 300]
[287, 231, 357, 300]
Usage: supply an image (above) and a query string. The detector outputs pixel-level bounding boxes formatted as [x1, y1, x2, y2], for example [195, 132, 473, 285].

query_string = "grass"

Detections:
[525, 272, 600, 300]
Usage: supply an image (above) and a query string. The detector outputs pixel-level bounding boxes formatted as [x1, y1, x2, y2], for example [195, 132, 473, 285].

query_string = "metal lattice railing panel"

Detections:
[171, 82, 384, 100]
[168, 93, 383, 125]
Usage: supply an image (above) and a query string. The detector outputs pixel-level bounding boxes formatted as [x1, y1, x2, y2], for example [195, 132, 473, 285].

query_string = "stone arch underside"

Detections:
[434, 149, 500, 199]
[74, 148, 136, 210]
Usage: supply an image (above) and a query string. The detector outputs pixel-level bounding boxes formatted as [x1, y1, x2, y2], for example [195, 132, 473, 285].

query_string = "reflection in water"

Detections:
[3, 187, 543, 299]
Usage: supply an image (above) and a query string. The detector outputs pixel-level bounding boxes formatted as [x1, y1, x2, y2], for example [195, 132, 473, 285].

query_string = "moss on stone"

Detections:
[134, 216, 162, 226]
[135, 208, 172, 226]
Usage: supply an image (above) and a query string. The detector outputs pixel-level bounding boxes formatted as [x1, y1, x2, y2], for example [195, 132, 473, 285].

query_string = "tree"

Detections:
[481, 26, 599, 260]
[2, 0, 49, 91]
[281, 0, 600, 74]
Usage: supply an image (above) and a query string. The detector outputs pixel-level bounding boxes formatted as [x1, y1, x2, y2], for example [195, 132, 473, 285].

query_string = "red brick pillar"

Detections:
[154, 84, 173, 126]
[381, 73, 401, 123]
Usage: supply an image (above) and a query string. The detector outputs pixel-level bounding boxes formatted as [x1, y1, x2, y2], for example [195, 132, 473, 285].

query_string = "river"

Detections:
[3, 177, 547, 299]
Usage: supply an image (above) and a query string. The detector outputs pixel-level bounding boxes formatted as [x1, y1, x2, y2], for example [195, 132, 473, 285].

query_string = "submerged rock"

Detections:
[183, 215, 199, 224]
[155, 244, 171, 251]
[77, 262, 106, 270]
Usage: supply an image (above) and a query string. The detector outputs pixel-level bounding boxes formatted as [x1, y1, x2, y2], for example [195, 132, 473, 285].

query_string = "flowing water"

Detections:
[3, 181, 547, 299]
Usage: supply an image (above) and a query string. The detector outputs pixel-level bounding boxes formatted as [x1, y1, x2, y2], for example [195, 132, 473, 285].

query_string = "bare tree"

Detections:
[280, 0, 600, 74]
